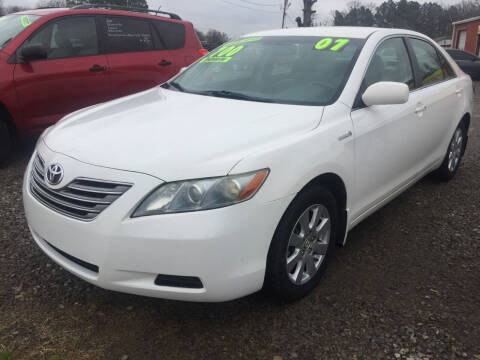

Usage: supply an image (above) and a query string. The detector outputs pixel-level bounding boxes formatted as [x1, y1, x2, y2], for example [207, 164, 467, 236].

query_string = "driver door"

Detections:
[13, 15, 112, 132]
[350, 36, 423, 220]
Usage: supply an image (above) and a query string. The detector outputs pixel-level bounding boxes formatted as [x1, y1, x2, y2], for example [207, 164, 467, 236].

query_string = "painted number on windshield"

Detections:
[315, 38, 350, 51]
[200, 36, 262, 63]
[21, 15, 31, 28]
[201, 45, 244, 63]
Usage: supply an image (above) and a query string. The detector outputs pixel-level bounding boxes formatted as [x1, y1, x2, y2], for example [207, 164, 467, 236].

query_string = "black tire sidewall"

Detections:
[266, 186, 338, 301]
[0, 120, 12, 164]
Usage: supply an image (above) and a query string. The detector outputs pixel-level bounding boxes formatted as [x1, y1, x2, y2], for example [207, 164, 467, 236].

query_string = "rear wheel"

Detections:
[0, 120, 13, 164]
[434, 123, 467, 181]
[266, 186, 337, 301]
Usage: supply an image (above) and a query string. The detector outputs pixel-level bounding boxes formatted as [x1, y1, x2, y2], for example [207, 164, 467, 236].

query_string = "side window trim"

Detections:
[353, 35, 415, 109]
[405, 36, 456, 91]
[15, 14, 101, 63]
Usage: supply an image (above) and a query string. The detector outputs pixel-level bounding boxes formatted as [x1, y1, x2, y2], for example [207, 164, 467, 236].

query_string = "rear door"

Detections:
[152, 19, 192, 68]
[102, 15, 176, 98]
[406, 37, 460, 166]
[13, 15, 111, 131]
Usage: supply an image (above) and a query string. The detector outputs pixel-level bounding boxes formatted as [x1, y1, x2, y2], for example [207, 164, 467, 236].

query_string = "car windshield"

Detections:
[0, 14, 42, 49]
[167, 36, 365, 106]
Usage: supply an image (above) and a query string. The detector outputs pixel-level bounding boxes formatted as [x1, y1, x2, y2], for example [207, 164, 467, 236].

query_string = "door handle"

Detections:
[158, 60, 172, 66]
[455, 88, 463, 96]
[89, 65, 107, 72]
[414, 104, 426, 114]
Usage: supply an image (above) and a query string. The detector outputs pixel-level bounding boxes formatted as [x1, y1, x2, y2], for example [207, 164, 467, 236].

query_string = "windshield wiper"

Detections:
[202, 90, 275, 103]
[161, 81, 185, 92]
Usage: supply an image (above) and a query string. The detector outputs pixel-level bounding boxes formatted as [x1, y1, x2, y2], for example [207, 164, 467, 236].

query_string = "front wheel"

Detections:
[265, 186, 337, 301]
[0, 120, 12, 164]
[434, 123, 467, 181]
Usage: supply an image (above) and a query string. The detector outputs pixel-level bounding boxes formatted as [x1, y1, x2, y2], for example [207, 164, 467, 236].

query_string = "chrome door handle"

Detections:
[414, 105, 426, 114]
[338, 130, 352, 141]
[456, 88, 463, 95]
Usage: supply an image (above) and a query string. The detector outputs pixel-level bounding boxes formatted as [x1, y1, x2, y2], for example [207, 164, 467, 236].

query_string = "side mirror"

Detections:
[362, 81, 409, 106]
[20, 43, 47, 62]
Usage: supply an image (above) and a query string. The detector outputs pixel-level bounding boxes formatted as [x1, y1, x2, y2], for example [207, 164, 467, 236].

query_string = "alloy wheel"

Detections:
[286, 204, 331, 285]
[448, 128, 464, 172]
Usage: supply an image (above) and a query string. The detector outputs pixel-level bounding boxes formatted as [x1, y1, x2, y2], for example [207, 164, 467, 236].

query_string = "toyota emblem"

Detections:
[46, 163, 64, 186]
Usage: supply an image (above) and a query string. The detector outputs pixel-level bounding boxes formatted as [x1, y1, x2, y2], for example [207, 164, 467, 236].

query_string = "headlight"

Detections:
[132, 169, 269, 217]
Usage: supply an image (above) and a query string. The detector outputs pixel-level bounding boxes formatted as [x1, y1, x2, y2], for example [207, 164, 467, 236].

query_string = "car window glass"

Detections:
[24, 16, 98, 60]
[364, 37, 414, 89]
[153, 20, 185, 50]
[105, 17, 153, 53]
[438, 52, 455, 78]
[172, 36, 365, 106]
[410, 38, 445, 86]
[0, 14, 42, 49]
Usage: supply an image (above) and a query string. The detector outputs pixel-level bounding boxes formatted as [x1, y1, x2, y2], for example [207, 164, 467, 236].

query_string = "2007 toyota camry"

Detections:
[23, 27, 473, 302]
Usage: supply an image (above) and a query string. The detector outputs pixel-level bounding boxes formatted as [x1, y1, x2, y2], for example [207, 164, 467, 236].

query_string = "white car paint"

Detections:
[23, 26, 473, 302]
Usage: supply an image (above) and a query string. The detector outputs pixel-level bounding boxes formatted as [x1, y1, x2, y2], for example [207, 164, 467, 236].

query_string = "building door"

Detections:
[457, 29, 466, 50]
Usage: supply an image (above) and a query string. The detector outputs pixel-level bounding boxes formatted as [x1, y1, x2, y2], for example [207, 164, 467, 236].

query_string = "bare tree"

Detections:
[37, 0, 67, 7]
[296, 0, 318, 27]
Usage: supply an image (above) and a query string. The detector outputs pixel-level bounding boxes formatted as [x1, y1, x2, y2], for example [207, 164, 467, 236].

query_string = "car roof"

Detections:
[244, 26, 425, 39]
[14, 7, 184, 23]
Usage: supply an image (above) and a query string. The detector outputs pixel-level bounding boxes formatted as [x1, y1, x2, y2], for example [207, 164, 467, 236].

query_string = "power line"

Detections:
[219, 0, 280, 13]
[239, 0, 281, 7]
[281, 0, 290, 28]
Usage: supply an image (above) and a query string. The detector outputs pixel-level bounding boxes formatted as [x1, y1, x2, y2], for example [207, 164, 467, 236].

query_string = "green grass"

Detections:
[0, 350, 14, 360]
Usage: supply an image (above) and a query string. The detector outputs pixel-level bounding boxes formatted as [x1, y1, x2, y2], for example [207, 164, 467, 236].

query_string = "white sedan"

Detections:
[23, 27, 473, 302]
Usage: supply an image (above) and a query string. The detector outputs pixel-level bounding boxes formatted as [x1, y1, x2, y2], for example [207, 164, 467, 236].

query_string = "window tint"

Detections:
[105, 17, 153, 53]
[364, 37, 414, 89]
[152, 20, 185, 50]
[24, 16, 98, 60]
[409, 38, 445, 86]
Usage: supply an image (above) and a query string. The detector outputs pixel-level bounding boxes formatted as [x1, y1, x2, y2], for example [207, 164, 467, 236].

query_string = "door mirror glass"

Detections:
[21, 43, 47, 62]
[362, 81, 409, 106]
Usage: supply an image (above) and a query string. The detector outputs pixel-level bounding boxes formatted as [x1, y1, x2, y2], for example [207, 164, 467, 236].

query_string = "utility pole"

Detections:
[281, 0, 290, 28]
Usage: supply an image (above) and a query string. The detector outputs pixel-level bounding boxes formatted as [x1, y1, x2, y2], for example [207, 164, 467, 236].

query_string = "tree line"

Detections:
[333, 0, 480, 38]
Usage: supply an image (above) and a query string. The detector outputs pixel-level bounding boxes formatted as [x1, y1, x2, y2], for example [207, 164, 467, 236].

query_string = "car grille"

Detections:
[30, 154, 132, 221]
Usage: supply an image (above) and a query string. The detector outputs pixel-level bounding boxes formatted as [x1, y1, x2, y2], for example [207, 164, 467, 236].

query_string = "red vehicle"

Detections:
[0, 5, 207, 161]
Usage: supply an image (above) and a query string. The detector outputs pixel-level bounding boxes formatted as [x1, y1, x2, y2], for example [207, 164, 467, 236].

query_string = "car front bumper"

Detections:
[23, 145, 293, 302]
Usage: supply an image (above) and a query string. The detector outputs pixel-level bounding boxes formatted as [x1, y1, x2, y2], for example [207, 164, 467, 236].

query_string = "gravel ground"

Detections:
[1, 94, 479, 360]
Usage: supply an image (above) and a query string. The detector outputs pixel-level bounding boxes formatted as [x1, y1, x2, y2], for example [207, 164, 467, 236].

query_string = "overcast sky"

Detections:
[5, 0, 456, 37]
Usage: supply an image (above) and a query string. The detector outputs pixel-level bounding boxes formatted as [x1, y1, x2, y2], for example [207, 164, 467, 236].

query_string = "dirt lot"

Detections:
[1, 94, 479, 360]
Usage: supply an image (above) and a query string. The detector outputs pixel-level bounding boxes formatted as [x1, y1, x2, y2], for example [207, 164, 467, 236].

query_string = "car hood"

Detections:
[44, 88, 324, 181]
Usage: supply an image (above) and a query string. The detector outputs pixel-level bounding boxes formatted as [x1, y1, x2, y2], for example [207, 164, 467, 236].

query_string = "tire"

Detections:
[0, 120, 12, 164]
[434, 122, 467, 181]
[266, 186, 337, 301]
